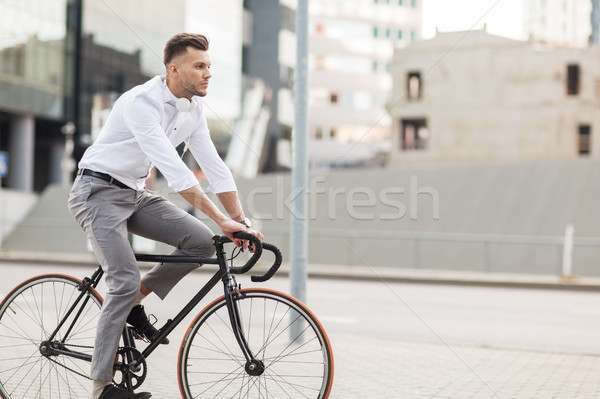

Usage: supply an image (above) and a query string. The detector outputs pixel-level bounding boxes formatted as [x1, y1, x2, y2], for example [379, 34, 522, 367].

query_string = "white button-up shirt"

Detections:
[79, 75, 237, 193]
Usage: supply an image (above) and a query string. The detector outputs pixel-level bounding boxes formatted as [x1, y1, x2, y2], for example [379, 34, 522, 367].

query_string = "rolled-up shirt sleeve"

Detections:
[188, 109, 237, 194]
[122, 93, 199, 192]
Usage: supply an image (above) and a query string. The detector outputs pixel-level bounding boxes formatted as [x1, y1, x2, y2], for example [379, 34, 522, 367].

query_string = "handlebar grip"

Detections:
[228, 231, 262, 274]
[250, 242, 282, 282]
[220, 233, 282, 282]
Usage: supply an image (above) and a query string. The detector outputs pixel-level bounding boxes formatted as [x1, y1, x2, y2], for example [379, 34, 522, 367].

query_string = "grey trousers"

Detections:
[68, 175, 215, 382]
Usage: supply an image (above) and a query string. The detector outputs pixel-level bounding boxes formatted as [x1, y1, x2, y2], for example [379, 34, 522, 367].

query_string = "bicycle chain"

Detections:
[46, 355, 91, 380]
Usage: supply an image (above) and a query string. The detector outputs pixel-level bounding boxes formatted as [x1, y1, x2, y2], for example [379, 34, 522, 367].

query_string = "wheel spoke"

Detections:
[0, 275, 102, 398]
[179, 289, 333, 398]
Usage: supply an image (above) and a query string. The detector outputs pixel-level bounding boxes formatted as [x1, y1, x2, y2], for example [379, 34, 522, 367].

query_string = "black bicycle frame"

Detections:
[47, 266, 104, 344]
[45, 236, 262, 372]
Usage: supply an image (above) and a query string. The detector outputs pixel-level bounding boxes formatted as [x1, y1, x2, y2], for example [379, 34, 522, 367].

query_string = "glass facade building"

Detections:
[0, 0, 74, 118]
[0, 0, 256, 258]
[0, 0, 245, 191]
[0, 0, 77, 191]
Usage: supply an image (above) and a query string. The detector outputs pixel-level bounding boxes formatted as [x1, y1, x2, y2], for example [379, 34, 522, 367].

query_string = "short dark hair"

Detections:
[163, 33, 209, 65]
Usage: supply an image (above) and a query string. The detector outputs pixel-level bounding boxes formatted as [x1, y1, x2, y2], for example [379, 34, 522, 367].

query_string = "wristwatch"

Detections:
[240, 218, 252, 228]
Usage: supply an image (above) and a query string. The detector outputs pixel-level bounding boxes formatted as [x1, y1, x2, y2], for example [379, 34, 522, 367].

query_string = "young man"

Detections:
[68, 33, 262, 399]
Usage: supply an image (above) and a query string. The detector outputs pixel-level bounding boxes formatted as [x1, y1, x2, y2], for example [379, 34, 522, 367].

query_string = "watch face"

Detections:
[241, 218, 251, 228]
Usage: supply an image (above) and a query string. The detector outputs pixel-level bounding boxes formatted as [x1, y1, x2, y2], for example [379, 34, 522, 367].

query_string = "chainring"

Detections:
[113, 346, 147, 391]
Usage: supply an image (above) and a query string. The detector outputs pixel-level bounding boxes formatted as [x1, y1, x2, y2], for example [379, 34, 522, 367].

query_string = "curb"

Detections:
[302, 265, 600, 292]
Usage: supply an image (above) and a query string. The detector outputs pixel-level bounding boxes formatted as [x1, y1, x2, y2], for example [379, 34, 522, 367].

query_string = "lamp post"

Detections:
[290, 0, 309, 305]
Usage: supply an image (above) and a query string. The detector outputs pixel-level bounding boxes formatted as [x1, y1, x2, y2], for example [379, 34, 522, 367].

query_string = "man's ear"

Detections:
[169, 64, 178, 77]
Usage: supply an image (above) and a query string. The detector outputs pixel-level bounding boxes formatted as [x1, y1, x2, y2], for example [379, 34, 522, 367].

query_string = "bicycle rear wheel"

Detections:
[0, 273, 103, 399]
[178, 288, 334, 399]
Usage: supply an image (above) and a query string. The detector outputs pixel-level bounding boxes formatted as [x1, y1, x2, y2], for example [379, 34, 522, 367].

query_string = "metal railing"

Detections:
[261, 226, 600, 276]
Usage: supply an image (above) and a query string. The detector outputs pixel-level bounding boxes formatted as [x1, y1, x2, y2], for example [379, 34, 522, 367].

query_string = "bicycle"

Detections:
[0, 232, 334, 398]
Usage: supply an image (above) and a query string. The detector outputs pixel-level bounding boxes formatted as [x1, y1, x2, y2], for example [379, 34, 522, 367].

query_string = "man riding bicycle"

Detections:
[68, 32, 262, 399]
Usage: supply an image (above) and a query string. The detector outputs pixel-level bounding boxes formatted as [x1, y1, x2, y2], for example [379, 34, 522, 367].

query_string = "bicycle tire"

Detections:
[0, 273, 103, 399]
[178, 288, 334, 399]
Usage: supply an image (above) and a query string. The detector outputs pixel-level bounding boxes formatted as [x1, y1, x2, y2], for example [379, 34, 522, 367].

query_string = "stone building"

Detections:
[389, 28, 600, 166]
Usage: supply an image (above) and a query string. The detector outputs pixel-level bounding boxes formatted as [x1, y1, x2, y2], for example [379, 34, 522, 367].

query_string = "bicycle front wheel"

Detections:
[178, 288, 334, 399]
[0, 273, 103, 399]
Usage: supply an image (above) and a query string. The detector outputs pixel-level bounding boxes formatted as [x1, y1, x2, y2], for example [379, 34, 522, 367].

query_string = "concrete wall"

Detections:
[0, 189, 38, 246]
[0, 185, 85, 254]
[232, 159, 600, 276]
[389, 29, 600, 165]
[5, 159, 599, 277]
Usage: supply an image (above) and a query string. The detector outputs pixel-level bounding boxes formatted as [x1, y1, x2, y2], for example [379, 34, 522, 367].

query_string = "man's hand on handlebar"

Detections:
[218, 219, 264, 252]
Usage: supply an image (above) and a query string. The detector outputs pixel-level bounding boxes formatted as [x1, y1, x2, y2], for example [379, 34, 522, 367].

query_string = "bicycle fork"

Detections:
[224, 280, 265, 376]
[215, 240, 265, 376]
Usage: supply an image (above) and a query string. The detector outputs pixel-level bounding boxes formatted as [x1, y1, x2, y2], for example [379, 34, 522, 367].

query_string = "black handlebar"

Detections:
[219, 232, 282, 282]
[251, 242, 283, 282]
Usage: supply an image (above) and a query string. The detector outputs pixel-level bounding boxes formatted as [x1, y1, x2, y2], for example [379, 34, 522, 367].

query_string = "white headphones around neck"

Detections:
[176, 97, 198, 112]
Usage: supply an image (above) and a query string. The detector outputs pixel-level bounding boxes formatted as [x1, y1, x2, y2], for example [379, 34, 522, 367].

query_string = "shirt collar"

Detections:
[161, 76, 179, 107]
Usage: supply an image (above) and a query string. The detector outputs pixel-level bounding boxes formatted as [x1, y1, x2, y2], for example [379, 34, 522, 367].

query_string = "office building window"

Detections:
[407, 71, 422, 100]
[578, 125, 591, 155]
[373, 27, 379, 38]
[398, 0, 403, 5]
[280, 65, 294, 89]
[315, 127, 323, 139]
[400, 119, 429, 150]
[314, 56, 325, 70]
[280, 5, 296, 32]
[397, 30, 403, 40]
[567, 64, 580, 96]
[385, 28, 391, 38]
[242, 46, 249, 74]
[410, 30, 416, 42]
[411, 0, 417, 6]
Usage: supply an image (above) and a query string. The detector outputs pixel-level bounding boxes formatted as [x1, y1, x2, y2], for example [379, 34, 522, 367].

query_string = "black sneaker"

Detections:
[98, 384, 151, 399]
[126, 305, 169, 345]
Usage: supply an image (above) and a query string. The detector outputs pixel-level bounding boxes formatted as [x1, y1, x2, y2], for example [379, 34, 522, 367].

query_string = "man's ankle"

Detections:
[92, 380, 111, 399]
[134, 290, 147, 306]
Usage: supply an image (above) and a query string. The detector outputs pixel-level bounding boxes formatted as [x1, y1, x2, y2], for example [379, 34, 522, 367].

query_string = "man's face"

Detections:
[174, 47, 212, 98]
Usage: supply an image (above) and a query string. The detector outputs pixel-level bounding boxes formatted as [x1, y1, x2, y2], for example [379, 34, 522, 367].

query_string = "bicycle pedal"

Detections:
[130, 328, 150, 343]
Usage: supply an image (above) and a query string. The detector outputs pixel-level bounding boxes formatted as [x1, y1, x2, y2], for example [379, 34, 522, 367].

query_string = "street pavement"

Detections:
[1, 261, 599, 398]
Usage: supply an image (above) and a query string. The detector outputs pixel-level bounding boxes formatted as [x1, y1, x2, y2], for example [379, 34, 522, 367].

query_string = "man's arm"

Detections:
[216, 191, 244, 222]
[216, 191, 264, 246]
[179, 185, 263, 247]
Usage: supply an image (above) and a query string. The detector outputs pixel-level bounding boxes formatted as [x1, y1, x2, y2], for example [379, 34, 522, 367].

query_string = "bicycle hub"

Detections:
[39, 341, 56, 357]
[245, 360, 265, 376]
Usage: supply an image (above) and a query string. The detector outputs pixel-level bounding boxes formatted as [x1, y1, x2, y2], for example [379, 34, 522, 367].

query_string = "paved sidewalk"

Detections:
[329, 334, 600, 399]
[1, 261, 599, 398]
[131, 329, 600, 399]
